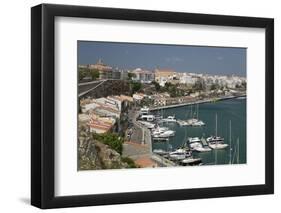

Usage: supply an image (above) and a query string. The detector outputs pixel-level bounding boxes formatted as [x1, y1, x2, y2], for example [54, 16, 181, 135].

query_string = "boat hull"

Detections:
[209, 144, 229, 150]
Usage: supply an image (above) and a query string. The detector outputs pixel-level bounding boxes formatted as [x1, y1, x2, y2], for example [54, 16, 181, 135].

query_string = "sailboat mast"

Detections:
[237, 137, 239, 164]
[197, 104, 199, 120]
[215, 150, 217, 165]
[229, 120, 232, 164]
[214, 113, 218, 164]
[215, 113, 217, 137]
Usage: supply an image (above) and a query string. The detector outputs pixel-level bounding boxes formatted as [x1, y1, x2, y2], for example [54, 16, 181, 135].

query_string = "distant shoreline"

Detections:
[149, 95, 246, 111]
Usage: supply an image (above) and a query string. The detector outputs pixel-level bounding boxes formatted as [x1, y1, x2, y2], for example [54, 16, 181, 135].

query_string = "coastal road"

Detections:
[128, 109, 143, 144]
[124, 108, 177, 167]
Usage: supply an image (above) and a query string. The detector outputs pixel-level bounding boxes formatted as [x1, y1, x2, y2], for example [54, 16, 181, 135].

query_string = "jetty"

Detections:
[151, 154, 177, 167]
[201, 138, 208, 146]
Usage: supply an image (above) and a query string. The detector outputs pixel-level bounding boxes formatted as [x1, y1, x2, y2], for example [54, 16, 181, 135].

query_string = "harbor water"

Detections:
[152, 98, 246, 165]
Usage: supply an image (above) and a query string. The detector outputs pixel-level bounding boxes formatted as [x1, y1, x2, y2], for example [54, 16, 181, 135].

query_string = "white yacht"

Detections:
[140, 106, 150, 115]
[186, 118, 198, 125]
[186, 104, 205, 126]
[188, 137, 201, 143]
[138, 121, 155, 129]
[207, 114, 228, 150]
[161, 115, 177, 123]
[159, 130, 175, 137]
[169, 148, 191, 160]
[188, 137, 211, 152]
[192, 120, 206, 127]
[140, 114, 155, 122]
[177, 119, 190, 126]
[151, 125, 175, 138]
[151, 126, 169, 135]
[208, 141, 228, 150]
[152, 130, 175, 138]
[195, 146, 212, 152]
[206, 136, 225, 143]
[182, 157, 202, 165]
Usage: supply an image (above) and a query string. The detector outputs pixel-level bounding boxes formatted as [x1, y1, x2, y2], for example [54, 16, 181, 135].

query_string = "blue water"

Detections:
[152, 98, 246, 165]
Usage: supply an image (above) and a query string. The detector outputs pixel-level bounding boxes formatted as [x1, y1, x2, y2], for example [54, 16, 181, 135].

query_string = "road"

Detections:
[127, 109, 143, 144]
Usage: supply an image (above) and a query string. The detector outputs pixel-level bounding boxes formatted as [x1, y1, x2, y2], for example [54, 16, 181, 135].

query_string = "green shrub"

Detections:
[93, 133, 123, 154]
[121, 157, 138, 168]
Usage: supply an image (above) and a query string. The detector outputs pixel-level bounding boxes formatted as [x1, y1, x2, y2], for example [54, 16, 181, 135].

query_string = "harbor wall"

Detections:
[150, 95, 246, 111]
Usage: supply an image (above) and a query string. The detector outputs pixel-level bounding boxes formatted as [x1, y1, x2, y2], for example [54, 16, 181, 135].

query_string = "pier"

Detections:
[201, 138, 208, 146]
[151, 154, 177, 167]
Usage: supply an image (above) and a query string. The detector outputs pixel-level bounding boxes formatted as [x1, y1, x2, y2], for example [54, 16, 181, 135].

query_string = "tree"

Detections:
[90, 69, 100, 80]
[78, 68, 89, 80]
[127, 72, 136, 81]
[210, 82, 219, 90]
[170, 86, 177, 97]
[131, 81, 142, 93]
[151, 80, 161, 91]
[161, 82, 185, 97]
[193, 79, 206, 91]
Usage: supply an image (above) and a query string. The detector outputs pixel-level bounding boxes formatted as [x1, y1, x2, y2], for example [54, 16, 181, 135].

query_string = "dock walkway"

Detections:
[201, 138, 208, 146]
[151, 154, 177, 167]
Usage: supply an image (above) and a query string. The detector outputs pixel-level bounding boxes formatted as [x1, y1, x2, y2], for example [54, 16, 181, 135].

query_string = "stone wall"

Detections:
[79, 80, 131, 99]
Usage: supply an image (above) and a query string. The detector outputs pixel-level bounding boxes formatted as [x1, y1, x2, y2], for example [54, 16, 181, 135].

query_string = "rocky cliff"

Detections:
[78, 126, 130, 170]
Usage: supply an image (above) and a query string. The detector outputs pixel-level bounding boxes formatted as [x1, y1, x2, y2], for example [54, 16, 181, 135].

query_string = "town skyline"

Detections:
[78, 41, 247, 77]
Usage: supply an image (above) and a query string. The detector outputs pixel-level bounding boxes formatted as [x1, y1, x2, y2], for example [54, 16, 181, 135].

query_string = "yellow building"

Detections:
[88, 59, 113, 79]
[154, 69, 177, 86]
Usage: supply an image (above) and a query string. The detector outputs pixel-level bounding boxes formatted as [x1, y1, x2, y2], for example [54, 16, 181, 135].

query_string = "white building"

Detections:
[131, 68, 155, 83]
[179, 73, 197, 85]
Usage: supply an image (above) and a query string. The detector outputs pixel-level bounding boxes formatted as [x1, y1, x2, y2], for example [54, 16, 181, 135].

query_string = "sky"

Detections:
[78, 41, 246, 76]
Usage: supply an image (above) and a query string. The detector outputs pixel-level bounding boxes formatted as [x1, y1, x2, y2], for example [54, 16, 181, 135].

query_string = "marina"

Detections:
[137, 97, 246, 166]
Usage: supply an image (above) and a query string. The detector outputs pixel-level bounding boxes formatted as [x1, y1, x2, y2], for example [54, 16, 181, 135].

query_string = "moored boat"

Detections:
[208, 142, 228, 150]
[161, 115, 177, 123]
[151, 126, 175, 137]
[140, 106, 150, 115]
[188, 137, 212, 152]
[152, 137, 169, 142]
[207, 114, 228, 150]
[140, 114, 155, 122]
[153, 149, 168, 155]
[181, 157, 202, 165]
[138, 121, 155, 129]
[191, 120, 206, 126]
[169, 148, 191, 161]
[177, 119, 190, 126]
[206, 136, 224, 143]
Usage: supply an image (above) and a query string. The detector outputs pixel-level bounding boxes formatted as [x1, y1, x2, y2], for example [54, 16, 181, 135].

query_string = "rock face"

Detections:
[78, 126, 129, 170]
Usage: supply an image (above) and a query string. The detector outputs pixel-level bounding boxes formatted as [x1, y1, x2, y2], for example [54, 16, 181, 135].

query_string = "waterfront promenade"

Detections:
[123, 109, 175, 167]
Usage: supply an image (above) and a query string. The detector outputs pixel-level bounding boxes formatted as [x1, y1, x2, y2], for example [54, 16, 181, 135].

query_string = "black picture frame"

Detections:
[31, 3, 274, 209]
